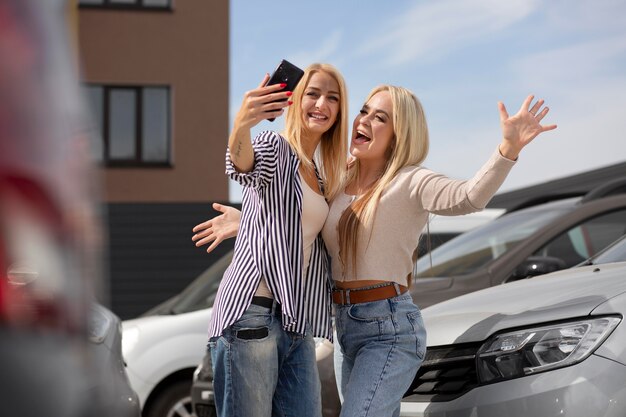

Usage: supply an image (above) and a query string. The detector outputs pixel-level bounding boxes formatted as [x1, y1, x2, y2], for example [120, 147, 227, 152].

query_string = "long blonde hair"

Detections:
[283, 63, 348, 200]
[338, 85, 429, 274]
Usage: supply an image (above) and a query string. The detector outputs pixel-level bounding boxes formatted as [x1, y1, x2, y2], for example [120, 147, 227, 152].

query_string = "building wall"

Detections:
[105, 202, 238, 319]
[77, 1, 230, 317]
[78, 0, 229, 202]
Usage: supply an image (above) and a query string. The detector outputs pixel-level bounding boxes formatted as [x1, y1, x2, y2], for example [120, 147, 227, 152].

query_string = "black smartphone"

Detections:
[264, 59, 304, 122]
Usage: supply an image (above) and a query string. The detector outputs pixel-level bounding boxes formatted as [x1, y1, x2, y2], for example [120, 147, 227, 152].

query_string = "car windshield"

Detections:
[588, 235, 626, 265]
[170, 251, 232, 314]
[415, 201, 575, 278]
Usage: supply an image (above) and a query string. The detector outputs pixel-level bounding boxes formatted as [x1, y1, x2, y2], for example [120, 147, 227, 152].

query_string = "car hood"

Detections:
[122, 307, 213, 351]
[422, 262, 626, 346]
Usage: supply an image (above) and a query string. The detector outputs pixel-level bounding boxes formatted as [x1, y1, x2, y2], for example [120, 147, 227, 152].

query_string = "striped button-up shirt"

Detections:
[208, 131, 333, 340]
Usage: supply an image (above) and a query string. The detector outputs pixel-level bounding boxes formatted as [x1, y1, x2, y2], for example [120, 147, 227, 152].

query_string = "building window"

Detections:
[85, 85, 171, 167]
[78, 0, 172, 10]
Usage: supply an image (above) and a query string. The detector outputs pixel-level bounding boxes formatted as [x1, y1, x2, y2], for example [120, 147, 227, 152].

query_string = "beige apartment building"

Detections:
[77, 0, 231, 318]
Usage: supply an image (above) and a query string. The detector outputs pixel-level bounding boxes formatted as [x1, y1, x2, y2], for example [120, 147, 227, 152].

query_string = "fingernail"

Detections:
[280, 83, 287, 88]
[288, 101, 293, 105]
[286, 91, 293, 97]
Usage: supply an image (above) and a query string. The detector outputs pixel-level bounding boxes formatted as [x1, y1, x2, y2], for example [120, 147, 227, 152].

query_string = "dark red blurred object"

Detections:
[0, 1, 129, 416]
[0, 0, 91, 327]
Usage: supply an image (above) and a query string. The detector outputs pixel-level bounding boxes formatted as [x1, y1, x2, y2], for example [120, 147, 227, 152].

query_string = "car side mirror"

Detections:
[509, 256, 567, 281]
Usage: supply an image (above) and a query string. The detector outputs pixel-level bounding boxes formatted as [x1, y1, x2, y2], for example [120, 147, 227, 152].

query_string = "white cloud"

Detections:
[355, 0, 539, 66]
[511, 35, 626, 87]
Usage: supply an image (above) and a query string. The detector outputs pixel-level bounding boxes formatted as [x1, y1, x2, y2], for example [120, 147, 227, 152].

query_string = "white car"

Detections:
[400, 236, 626, 416]
[122, 254, 229, 417]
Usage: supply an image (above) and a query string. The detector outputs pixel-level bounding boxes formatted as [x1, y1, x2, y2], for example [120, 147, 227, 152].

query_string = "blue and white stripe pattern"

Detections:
[208, 131, 333, 340]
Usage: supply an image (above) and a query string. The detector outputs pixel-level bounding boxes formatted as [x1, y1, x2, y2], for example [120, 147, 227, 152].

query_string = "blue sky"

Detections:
[228, 0, 626, 202]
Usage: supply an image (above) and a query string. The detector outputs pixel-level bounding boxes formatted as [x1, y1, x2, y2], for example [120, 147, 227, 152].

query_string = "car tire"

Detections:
[145, 380, 193, 417]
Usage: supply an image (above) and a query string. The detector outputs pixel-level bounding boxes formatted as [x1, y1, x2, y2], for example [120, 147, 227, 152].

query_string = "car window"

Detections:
[533, 209, 626, 267]
[415, 204, 570, 278]
[416, 210, 505, 256]
[170, 251, 232, 314]
[590, 235, 626, 264]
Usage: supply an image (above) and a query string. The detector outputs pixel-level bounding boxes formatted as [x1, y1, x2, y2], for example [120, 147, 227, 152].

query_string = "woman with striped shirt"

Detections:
[195, 86, 556, 416]
[203, 63, 348, 417]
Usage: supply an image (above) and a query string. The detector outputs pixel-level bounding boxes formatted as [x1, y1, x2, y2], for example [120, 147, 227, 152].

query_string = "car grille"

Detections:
[403, 343, 481, 402]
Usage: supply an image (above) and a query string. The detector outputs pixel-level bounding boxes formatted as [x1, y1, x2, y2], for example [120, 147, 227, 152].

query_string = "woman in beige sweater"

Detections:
[193, 86, 556, 416]
[321, 85, 554, 416]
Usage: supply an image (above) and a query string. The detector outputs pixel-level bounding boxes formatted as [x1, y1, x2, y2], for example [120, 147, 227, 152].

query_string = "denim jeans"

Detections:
[209, 303, 322, 417]
[334, 293, 427, 417]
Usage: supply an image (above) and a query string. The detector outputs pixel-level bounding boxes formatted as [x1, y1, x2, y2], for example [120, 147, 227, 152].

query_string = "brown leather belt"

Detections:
[332, 282, 408, 305]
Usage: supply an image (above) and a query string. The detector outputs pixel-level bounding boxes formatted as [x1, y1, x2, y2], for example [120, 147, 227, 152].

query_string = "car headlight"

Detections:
[477, 317, 621, 384]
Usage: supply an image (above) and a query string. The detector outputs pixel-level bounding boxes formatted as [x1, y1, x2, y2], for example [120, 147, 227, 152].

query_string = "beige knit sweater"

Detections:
[321, 148, 516, 285]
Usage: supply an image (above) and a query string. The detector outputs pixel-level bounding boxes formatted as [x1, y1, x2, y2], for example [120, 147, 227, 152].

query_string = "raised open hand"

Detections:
[192, 203, 241, 254]
[498, 95, 557, 159]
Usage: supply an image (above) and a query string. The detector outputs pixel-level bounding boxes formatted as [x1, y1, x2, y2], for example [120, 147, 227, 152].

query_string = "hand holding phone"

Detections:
[264, 59, 304, 122]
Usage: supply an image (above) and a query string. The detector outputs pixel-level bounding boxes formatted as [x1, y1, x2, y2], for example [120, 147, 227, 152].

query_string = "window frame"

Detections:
[87, 84, 172, 168]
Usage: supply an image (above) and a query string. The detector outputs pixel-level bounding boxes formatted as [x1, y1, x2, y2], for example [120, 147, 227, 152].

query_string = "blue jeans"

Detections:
[209, 303, 322, 417]
[334, 293, 427, 417]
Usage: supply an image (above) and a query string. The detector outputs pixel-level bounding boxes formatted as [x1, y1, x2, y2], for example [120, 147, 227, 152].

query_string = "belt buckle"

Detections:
[335, 288, 350, 305]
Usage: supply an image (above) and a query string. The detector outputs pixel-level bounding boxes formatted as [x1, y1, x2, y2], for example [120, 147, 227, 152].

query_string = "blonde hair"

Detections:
[283, 63, 348, 200]
[338, 85, 429, 275]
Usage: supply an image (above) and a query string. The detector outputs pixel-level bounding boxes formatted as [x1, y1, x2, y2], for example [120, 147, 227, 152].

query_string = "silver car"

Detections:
[401, 236, 626, 416]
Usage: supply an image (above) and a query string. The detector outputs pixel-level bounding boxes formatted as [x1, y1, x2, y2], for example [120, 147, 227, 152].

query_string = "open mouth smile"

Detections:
[308, 112, 329, 122]
[353, 129, 371, 144]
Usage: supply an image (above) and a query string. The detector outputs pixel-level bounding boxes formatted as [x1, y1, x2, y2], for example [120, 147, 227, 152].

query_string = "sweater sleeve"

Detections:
[225, 130, 282, 189]
[409, 148, 516, 215]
